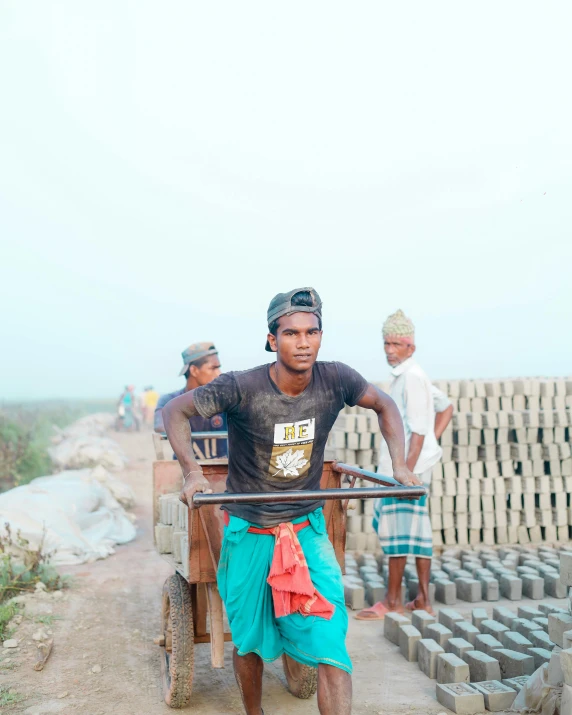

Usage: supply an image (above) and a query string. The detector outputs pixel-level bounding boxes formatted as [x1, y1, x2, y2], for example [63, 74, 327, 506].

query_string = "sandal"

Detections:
[354, 602, 404, 621]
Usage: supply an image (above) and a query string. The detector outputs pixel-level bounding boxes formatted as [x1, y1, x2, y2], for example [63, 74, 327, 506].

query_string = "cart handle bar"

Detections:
[332, 462, 405, 488]
[160, 431, 228, 440]
[192, 484, 426, 507]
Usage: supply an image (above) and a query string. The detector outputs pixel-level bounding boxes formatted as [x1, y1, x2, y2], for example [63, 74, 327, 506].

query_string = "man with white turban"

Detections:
[356, 310, 453, 619]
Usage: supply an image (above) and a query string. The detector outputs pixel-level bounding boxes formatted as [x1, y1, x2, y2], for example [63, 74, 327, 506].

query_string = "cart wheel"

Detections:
[282, 654, 318, 699]
[161, 573, 195, 708]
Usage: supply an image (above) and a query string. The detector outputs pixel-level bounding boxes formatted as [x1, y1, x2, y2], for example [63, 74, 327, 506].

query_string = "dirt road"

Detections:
[1, 431, 447, 714]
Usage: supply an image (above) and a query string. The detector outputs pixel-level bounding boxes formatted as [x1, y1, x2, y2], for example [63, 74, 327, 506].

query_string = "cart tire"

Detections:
[161, 573, 195, 708]
[282, 654, 318, 699]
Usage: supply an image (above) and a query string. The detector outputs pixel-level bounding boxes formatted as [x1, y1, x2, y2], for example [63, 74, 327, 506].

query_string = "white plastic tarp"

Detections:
[0, 468, 136, 565]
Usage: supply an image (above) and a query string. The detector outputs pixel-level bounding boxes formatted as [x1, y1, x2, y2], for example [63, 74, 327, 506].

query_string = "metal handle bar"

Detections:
[332, 462, 404, 488]
[192, 485, 426, 507]
[160, 431, 228, 440]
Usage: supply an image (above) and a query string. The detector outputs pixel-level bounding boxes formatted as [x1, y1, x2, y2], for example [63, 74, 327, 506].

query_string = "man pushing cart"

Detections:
[163, 287, 422, 715]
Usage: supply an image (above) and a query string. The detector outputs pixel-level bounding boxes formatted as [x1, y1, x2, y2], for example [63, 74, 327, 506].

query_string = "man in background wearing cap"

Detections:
[163, 289, 418, 715]
[356, 310, 453, 620]
[154, 342, 227, 460]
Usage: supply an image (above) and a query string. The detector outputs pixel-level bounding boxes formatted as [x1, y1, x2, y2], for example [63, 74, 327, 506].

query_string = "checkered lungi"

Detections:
[373, 469, 433, 559]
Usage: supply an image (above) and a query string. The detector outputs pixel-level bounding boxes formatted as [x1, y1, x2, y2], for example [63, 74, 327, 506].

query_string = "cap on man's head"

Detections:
[382, 309, 415, 343]
[179, 342, 218, 376]
[265, 287, 322, 352]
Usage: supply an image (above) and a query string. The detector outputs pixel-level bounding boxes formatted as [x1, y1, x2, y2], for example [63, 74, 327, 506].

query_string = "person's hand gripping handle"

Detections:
[179, 466, 213, 508]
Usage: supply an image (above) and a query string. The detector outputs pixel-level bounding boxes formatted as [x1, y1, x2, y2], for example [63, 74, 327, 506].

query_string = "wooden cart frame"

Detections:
[152, 434, 425, 708]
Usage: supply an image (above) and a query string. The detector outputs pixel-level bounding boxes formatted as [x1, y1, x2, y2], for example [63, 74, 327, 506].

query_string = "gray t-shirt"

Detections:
[193, 361, 368, 526]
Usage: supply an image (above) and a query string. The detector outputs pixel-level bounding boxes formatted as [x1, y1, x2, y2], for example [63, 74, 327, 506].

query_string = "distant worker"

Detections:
[154, 342, 228, 459]
[356, 310, 453, 620]
[141, 386, 160, 425]
[117, 385, 140, 431]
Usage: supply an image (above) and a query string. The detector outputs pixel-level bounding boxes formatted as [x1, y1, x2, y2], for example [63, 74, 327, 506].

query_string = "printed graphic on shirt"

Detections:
[270, 418, 315, 480]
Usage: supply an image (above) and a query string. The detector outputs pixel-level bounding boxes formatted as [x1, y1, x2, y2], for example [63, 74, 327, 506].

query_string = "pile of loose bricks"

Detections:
[326, 377, 572, 551]
[360, 549, 572, 713]
[155, 493, 190, 577]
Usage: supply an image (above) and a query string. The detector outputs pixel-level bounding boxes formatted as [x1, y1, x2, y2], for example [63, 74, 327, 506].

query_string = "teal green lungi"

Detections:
[217, 508, 352, 673]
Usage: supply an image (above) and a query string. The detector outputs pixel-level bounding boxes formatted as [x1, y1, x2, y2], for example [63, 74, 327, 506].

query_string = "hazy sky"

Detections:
[1, 2, 571, 401]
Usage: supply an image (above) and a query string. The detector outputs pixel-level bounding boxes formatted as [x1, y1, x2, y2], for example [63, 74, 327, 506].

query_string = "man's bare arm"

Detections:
[434, 404, 454, 440]
[356, 384, 421, 486]
[162, 390, 212, 506]
[407, 433, 425, 472]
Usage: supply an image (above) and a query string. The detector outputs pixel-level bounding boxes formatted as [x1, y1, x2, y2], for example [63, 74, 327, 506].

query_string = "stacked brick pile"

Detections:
[327, 377, 572, 551]
[376, 547, 572, 714]
[155, 493, 190, 578]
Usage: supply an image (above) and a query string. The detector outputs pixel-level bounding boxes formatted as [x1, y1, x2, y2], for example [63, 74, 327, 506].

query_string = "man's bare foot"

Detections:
[404, 599, 435, 615]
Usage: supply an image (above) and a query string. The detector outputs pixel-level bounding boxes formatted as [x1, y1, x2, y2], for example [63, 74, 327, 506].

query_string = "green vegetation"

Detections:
[0, 399, 114, 492]
[0, 600, 17, 642]
[0, 687, 24, 707]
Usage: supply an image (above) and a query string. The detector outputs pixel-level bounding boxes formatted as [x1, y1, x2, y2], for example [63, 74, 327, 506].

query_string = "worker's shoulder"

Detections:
[156, 387, 185, 408]
[226, 364, 271, 386]
[404, 360, 432, 383]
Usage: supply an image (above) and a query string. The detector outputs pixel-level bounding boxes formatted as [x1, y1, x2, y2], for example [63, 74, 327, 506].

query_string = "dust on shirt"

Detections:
[192, 361, 368, 526]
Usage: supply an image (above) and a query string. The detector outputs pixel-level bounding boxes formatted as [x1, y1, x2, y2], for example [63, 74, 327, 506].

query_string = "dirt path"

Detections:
[1, 431, 448, 715]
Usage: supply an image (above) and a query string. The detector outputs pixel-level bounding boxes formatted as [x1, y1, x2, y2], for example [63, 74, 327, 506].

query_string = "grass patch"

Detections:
[0, 687, 25, 707]
[0, 601, 17, 642]
[31, 614, 62, 626]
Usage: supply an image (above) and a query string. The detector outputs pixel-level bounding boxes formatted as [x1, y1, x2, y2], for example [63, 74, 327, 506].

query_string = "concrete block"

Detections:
[155, 523, 173, 553]
[539, 603, 566, 615]
[475, 634, 504, 657]
[496, 649, 536, 678]
[471, 608, 488, 629]
[501, 631, 533, 655]
[364, 582, 386, 606]
[529, 629, 555, 650]
[518, 605, 543, 620]
[522, 574, 545, 599]
[493, 606, 517, 628]
[418, 638, 444, 678]
[383, 612, 410, 645]
[411, 609, 436, 638]
[453, 621, 480, 645]
[529, 647, 552, 669]
[399, 624, 421, 662]
[426, 622, 453, 647]
[437, 652, 471, 684]
[447, 637, 475, 660]
[435, 579, 457, 604]
[481, 619, 509, 639]
[547, 648, 564, 686]
[532, 616, 549, 630]
[471, 680, 517, 712]
[343, 582, 365, 610]
[436, 682, 485, 714]
[564, 630, 572, 649]
[545, 572, 567, 598]
[455, 578, 482, 602]
[549, 612, 572, 648]
[502, 675, 530, 691]
[561, 552, 572, 587]
[500, 574, 523, 600]
[480, 577, 500, 601]
[464, 650, 501, 681]
[439, 608, 465, 631]
[512, 618, 539, 638]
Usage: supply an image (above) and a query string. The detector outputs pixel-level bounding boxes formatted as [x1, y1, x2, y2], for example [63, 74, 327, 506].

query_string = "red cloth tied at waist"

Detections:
[223, 511, 335, 620]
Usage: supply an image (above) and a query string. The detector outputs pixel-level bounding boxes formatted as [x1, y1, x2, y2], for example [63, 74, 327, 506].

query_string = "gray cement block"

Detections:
[475, 634, 504, 657]
[500, 574, 523, 600]
[447, 637, 475, 660]
[529, 629, 555, 649]
[496, 649, 536, 678]
[539, 603, 566, 615]
[532, 616, 549, 630]
[364, 582, 386, 606]
[453, 621, 480, 645]
[502, 675, 530, 691]
[155, 523, 173, 553]
[513, 618, 541, 638]
[436, 682, 485, 715]
[464, 650, 502, 681]
[343, 582, 365, 610]
[435, 579, 457, 604]
[455, 578, 482, 602]
[426, 622, 453, 647]
[545, 572, 568, 598]
[471, 608, 488, 629]
[501, 631, 533, 654]
[411, 609, 436, 638]
[522, 574, 545, 599]
[529, 647, 553, 669]
[399, 624, 421, 661]
[437, 653, 471, 684]
[518, 605, 543, 620]
[560, 552, 572, 586]
[383, 612, 410, 645]
[439, 608, 465, 631]
[480, 577, 500, 601]
[549, 613, 572, 648]
[481, 619, 510, 639]
[471, 680, 517, 712]
[418, 638, 444, 679]
[493, 606, 517, 628]
[547, 649, 564, 686]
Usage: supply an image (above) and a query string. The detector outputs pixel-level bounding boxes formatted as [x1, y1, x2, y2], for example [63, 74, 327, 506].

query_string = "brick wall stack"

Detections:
[326, 378, 572, 551]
